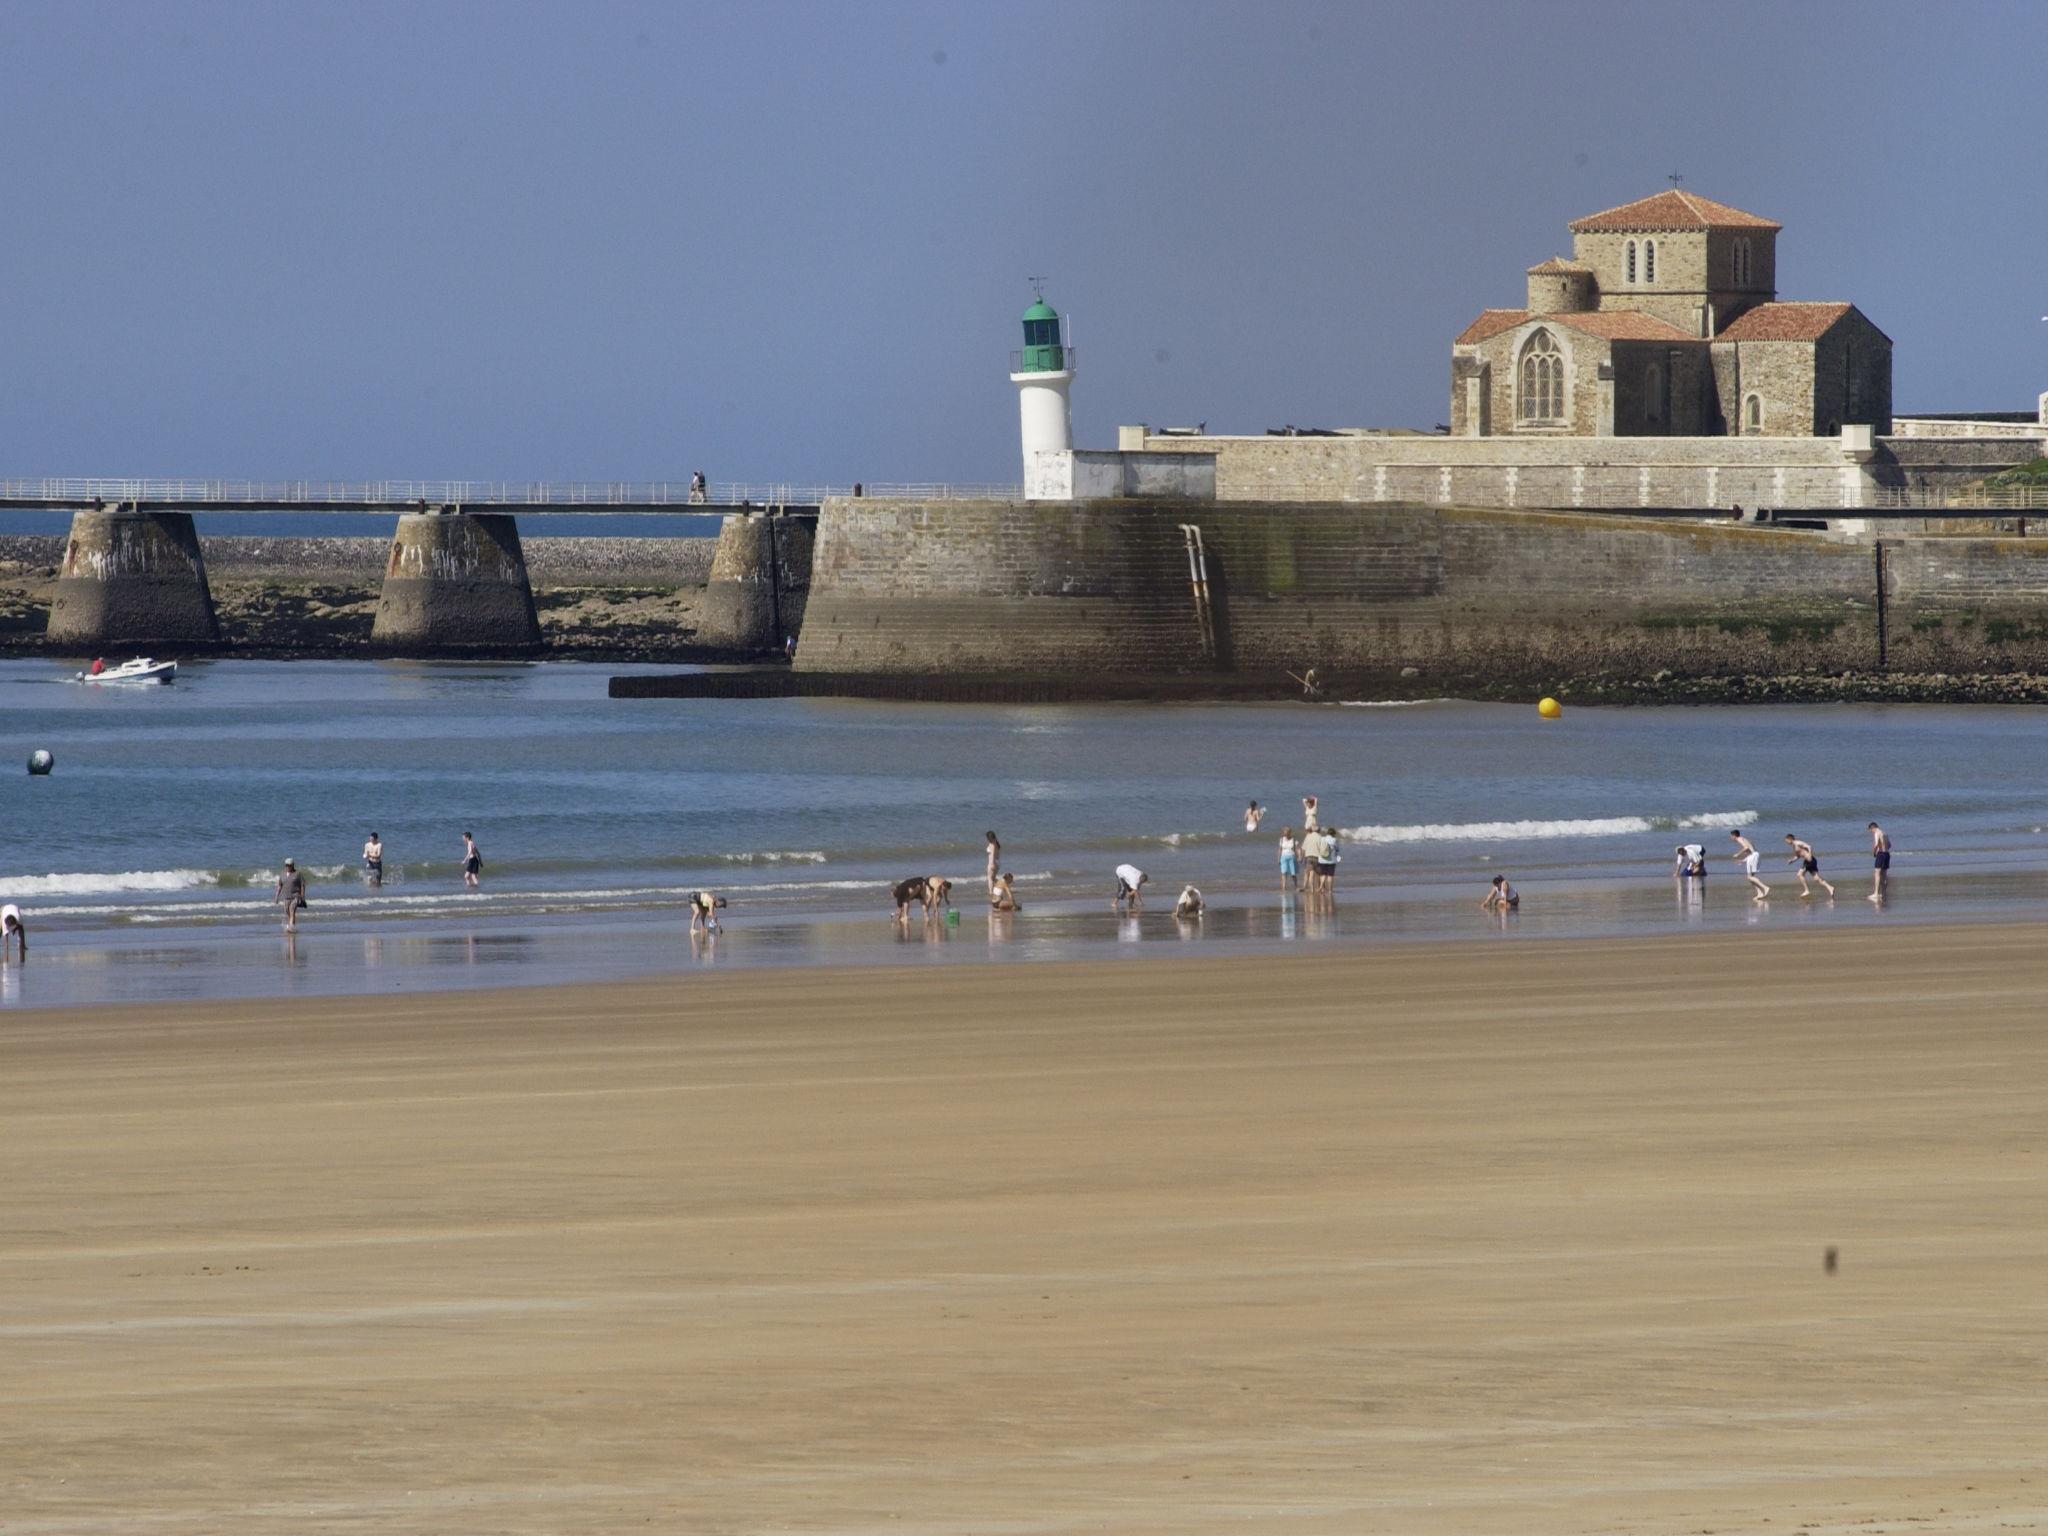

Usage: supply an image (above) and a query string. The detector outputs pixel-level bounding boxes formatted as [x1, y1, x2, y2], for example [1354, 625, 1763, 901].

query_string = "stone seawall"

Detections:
[796, 497, 2048, 688]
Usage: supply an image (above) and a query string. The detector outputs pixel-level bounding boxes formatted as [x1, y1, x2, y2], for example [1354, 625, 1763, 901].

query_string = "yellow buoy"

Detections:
[1537, 696, 1562, 719]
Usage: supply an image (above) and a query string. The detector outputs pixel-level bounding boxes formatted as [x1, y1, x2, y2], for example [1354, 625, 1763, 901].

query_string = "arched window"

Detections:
[1644, 239, 1656, 284]
[1744, 393, 1762, 433]
[1518, 329, 1564, 423]
[1626, 240, 1637, 285]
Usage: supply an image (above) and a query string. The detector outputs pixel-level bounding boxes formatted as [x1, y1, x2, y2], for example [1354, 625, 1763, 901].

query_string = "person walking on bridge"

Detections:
[689, 470, 708, 504]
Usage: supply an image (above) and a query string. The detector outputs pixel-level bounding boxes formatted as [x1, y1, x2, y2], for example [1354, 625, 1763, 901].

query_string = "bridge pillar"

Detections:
[46, 505, 220, 650]
[371, 509, 543, 654]
[694, 508, 813, 654]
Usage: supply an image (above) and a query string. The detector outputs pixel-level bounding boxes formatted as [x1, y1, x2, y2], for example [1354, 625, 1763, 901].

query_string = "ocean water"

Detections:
[7, 657, 2048, 1007]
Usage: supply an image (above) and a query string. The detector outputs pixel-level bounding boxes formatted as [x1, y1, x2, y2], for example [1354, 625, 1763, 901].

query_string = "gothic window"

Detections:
[1644, 240, 1656, 284]
[1626, 240, 1637, 285]
[1518, 329, 1564, 423]
[1744, 393, 1762, 433]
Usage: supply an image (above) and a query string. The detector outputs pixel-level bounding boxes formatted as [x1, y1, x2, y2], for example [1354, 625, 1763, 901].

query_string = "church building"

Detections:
[1449, 190, 1890, 439]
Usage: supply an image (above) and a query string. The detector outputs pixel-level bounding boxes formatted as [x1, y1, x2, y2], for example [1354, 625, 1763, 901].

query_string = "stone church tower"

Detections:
[1451, 191, 1889, 439]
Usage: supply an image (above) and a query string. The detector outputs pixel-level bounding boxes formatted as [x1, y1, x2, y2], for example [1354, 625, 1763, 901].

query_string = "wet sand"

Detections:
[4, 923, 2045, 1533]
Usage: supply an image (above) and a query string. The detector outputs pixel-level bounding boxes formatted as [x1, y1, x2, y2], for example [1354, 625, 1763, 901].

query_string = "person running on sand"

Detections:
[274, 858, 307, 933]
[1113, 863, 1148, 911]
[1244, 801, 1265, 832]
[689, 890, 727, 934]
[1480, 875, 1520, 911]
[1278, 827, 1299, 890]
[1, 902, 25, 962]
[461, 831, 482, 888]
[1729, 829, 1770, 899]
[1174, 884, 1204, 919]
[1868, 821, 1892, 903]
[1783, 835, 1836, 899]
[990, 872, 1021, 912]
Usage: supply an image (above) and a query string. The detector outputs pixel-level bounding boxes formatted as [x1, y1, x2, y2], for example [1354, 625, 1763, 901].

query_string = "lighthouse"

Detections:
[1010, 294, 1074, 495]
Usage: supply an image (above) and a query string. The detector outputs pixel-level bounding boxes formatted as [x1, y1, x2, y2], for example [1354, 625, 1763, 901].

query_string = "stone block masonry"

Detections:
[370, 513, 542, 654]
[46, 508, 219, 648]
[797, 497, 2048, 688]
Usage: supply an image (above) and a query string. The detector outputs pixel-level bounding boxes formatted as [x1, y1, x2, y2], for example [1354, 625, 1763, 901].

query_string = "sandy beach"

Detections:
[4, 923, 2045, 1533]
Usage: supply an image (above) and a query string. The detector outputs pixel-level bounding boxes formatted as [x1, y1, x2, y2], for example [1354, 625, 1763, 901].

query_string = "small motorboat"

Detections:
[74, 657, 178, 685]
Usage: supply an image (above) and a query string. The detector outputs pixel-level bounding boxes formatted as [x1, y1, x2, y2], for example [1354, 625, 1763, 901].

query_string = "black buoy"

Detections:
[27, 749, 54, 776]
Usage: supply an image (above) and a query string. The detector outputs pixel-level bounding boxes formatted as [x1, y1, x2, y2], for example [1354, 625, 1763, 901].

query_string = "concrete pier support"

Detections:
[46, 506, 220, 649]
[693, 509, 813, 653]
[370, 511, 542, 654]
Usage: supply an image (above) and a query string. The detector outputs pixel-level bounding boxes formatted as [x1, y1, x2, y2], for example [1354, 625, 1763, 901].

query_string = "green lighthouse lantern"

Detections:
[1019, 297, 1065, 373]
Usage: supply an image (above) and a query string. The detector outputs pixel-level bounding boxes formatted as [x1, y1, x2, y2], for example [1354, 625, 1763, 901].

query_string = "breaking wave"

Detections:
[1336, 811, 1760, 845]
[0, 868, 222, 898]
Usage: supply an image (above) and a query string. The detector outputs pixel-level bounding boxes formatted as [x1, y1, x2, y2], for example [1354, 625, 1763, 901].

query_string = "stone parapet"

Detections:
[46, 508, 219, 649]
[370, 512, 542, 654]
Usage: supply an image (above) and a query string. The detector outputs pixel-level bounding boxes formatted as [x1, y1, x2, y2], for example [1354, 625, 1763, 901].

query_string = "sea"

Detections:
[7, 656, 2048, 1010]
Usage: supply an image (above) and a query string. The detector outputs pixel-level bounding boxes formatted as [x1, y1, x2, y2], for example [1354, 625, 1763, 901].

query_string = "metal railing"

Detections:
[0, 478, 1023, 510]
[1009, 347, 1077, 373]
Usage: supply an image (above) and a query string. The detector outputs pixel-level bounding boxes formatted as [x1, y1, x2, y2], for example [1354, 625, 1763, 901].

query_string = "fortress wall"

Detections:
[1129, 432, 1888, 510]
[1886, 539, 2048, 670]
[796, 498, 1885, 682]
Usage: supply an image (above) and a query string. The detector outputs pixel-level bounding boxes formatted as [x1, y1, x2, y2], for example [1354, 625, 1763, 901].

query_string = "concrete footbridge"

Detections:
[0, 478, 1015, 513]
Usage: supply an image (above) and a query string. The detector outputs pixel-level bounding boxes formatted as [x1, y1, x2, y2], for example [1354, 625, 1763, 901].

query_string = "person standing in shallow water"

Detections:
[1868, 821, 1892, 903]
[985, 831, 1001, 894]
[1278, 826, 1299, 891]
[274, 859, 306, 933]
[462, 831, 483, 889]
[362, 831, 384, 886]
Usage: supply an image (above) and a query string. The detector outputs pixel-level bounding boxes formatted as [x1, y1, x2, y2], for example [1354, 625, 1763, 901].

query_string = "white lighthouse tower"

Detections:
[1010, 293, 1075, 498]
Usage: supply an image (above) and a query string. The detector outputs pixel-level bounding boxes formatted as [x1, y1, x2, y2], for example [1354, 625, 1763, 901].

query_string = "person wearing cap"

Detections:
[274, 858, 307, 933]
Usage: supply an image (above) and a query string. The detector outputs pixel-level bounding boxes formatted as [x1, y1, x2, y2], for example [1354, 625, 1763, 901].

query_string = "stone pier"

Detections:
[45, 506, 220, 649]
[692, 509, 813, 654]
[370, 511, 542, 654]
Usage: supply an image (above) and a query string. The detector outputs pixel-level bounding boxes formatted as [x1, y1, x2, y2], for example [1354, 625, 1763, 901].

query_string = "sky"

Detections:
[3, 0, 2045, 488]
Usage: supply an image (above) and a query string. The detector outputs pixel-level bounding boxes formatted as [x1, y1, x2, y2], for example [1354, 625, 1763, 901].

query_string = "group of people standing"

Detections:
[1275, 794, 1342, 895]
[1678, 822, 1892, 903]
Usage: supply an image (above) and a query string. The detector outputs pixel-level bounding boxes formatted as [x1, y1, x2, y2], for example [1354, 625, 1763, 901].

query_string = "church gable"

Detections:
[1453, 192, 1887, 439]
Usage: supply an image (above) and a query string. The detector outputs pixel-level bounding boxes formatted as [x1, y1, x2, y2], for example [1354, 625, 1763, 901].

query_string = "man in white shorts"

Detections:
[1729, 829, 1770, 900]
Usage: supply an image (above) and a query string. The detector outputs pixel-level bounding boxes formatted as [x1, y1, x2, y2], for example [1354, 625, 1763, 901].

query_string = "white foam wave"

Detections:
[1337, 811, 1760, 845]
[716, 850, 828, 864]
[1337, 698, 1455, 707]
[0, 868, 221, 898]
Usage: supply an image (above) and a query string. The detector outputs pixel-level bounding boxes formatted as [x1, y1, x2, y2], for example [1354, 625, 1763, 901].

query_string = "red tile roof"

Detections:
[1455, 308, 1699, 345]
[1715, 301, 1855, 342]
[1568, 190, 1781, 233]
[1454, 309, 1530, 344]
[1525, 256, 1591, 274]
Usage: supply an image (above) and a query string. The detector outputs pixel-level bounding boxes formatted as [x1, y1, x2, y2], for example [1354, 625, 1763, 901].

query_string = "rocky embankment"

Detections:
[0, 534, 740, 661]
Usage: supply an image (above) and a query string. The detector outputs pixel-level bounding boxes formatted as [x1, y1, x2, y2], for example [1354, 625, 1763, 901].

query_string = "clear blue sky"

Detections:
[4, 0, 2043, 486]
